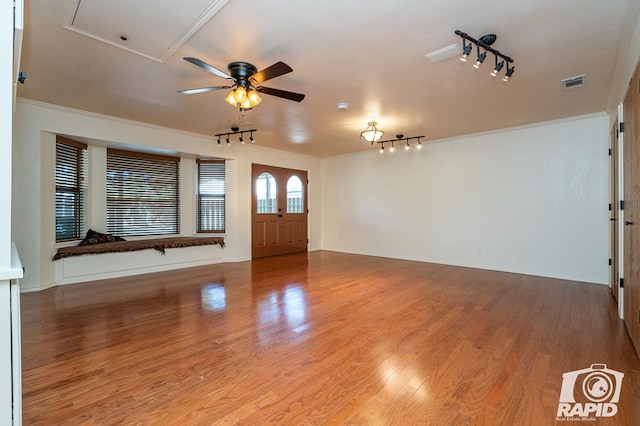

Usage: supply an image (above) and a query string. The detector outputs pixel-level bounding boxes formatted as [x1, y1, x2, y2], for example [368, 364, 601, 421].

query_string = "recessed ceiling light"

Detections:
[337, 102, 349, 110]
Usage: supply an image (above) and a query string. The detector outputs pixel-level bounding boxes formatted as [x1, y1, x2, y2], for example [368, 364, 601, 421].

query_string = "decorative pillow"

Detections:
[77, 229, 126, 246]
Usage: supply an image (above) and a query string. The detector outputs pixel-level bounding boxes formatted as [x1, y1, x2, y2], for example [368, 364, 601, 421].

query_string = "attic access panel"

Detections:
[63, 0, 230, 62]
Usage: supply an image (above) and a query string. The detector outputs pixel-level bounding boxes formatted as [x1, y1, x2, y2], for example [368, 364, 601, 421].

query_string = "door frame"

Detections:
[610, 120, 619, 302]
[251, 164, 308, 259]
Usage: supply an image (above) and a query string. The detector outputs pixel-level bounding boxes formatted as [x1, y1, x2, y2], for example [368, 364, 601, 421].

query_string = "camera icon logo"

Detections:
[557, 364, 624, 419]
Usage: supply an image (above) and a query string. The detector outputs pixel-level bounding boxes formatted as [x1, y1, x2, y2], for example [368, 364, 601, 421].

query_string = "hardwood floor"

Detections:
[21, 251, 640, 425]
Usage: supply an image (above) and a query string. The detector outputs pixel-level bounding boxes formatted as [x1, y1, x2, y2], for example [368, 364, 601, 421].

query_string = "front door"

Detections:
[252, 164, 308, 258]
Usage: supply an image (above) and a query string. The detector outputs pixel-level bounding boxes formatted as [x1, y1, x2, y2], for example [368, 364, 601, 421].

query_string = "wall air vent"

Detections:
[562, 74, 586, 90]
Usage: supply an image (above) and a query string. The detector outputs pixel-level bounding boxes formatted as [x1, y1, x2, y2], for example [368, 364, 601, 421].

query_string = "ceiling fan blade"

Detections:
[250, 62, 293, 84]
[183, 57, 232, 80]
[178, 85, 232, 95]
[257, 86, 305, 102]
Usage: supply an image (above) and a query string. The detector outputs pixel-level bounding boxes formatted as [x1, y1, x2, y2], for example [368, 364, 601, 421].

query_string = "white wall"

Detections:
[1, 0, 14, 420]
[12, 99, 322, 292]
[321, 114, 611, 284]
[12, 100, 611, 290]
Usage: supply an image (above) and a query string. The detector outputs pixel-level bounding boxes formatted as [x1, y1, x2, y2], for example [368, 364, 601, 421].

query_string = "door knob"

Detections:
[625, 221, 634, 225]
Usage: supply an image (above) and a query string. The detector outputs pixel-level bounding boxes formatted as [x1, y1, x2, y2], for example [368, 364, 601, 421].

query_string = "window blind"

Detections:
[197, 159, 225, 232]
[106, 149, 180, 236]
[55, 136, 87, 242]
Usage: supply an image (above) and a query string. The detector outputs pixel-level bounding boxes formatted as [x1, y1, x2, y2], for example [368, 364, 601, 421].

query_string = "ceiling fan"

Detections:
[178, 57, 305, 110]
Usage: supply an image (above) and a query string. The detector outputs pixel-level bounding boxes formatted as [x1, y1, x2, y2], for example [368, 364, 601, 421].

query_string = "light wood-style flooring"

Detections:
[21, 251, 640, 424]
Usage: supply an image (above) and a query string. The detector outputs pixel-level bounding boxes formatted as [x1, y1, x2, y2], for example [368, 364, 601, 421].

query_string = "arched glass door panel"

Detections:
[256, 172, 277, 214]
[286, 175, 304, 213]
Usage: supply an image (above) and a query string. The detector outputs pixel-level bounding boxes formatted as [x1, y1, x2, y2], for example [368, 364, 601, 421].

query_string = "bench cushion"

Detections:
[53, 237, 225, 261]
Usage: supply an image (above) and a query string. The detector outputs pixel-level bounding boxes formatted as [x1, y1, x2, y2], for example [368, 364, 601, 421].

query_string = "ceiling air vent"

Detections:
[562, 74, 586, 90]
[425, 44, 461, 63]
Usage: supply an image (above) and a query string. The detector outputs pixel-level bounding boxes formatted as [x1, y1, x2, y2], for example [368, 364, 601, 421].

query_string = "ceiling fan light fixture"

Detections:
[360, 121, 384, 144]
[180, 58, 305, 110]
[247, 89, 262, 107]
[225, 90, 238, 106]
[233, 86, 247, 103]
[240, 98, 252, 110]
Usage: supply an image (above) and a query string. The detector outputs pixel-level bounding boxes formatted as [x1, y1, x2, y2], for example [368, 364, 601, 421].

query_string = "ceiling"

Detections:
[17, 0, 640, 157]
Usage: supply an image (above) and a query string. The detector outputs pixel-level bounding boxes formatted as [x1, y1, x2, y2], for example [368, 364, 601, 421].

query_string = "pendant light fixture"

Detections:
[360, 122, 385, 143]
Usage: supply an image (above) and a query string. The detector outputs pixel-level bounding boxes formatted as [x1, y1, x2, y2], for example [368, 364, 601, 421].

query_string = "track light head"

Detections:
[473, 51, 487, 69]
[460, 43, 472, 62]
[502, 65, 515, 82]
[491, 60, 504, 77]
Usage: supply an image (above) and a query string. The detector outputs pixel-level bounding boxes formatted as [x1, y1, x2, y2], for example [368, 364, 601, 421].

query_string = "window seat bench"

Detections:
[51, 236, 226, 287]
[53, 236, 225, 261]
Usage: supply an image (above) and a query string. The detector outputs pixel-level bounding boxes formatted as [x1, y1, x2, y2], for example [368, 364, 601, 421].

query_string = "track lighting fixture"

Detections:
[455, 30, 514, 82]
[214, 127, 258, 146]
[373, 134, 425, 154]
